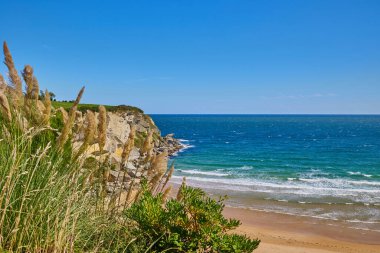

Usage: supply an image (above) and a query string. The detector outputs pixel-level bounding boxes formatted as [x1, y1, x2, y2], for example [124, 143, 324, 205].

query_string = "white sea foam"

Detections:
[179, 169, 229, 177]
[171, 173, 380, 205]
[348, 171, 373, 178]
[298, 177, 380, 187]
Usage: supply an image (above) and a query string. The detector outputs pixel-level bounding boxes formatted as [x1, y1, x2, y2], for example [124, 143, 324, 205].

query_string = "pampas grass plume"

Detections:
[43, 90, 51, 125]
[161, 163, 174, 192]
[32, 77, 39, 100]
[98, 105, 107, 151]
[151, 150, 168, 175]
[59, 107, 69, 123]
[0, 92, 12, 121]
[0, 74, 6, 93]
[22, 65, 34, 98]
[57, 87, 85, 149]
[121, 124, 135, 165]
[140, 130, 153, 156]
[162, 185, 172, 201]
[3, 41, 22, 100]
[176, 177, 186, 201]
[77, 110, 95, 155]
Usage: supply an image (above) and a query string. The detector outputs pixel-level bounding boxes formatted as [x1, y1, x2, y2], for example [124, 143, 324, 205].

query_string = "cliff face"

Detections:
[74, 109, 183, 191]
[104, 111, 184, 160]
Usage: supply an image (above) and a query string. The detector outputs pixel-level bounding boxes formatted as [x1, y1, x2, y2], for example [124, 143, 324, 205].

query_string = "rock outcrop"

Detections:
[73, 109, 184, 193]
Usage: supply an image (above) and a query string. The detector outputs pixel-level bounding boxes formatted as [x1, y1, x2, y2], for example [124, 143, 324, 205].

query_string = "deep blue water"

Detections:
[150, 115, 380, 227]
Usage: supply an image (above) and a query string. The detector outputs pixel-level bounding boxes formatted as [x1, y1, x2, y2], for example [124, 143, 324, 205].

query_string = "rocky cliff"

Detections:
[73, 108, 183, 193]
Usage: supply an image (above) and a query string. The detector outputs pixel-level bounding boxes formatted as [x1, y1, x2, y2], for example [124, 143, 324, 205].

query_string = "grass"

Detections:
[0, 41, 260, 252]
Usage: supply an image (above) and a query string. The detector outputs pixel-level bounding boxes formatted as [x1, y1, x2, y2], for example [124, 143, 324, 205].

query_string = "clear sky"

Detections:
[0, 0, 379, 114]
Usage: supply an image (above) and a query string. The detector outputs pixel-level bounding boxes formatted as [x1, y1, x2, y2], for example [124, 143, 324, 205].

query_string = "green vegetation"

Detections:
[0, 41, 260, 252]
[52, 101, 144, 114]
[127, 184, 260, 252]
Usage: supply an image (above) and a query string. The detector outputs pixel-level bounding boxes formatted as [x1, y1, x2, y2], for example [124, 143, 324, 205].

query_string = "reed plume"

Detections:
[3, 42, 22, 102]
[57, 86, 85, 149]
[161, 163, 174, 192]
[77, 110, 95, 156]
[32, 77, 39, 100]
[58, 107, 68, 123]
[0, 92, 11, 121]
[98, 105, 107, 151]
[140, 130, 153, 156]
[151, 150, 168, 175]
[22, 65, 34, 98]
[0, 74, 6, 93]
[149, 173, 162, 192]
[149, 150, 168, 192]
[162, 185, 172, 201]
[176, 177, 186, 201]
[121, 125, 135, 165]
[43, 90, 51, 126]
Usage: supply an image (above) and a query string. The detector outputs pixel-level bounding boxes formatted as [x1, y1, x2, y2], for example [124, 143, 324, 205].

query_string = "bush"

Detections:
[126, 184, 260, 252]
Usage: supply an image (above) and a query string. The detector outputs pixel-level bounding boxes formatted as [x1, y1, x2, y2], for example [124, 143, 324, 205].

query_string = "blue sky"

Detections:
[0, 0, 379, 114]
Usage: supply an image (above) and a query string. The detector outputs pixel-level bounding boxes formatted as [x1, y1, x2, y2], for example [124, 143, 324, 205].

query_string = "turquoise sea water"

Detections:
[151, 115, 380, 231]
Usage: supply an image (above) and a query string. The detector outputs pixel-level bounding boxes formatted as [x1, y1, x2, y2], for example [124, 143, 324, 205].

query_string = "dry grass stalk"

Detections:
[0, 74, 7, 93]
[98, 105, 107, 151]
[149, 173, 163, 192]
[123, 181, 136, 209]
[0, 92, 12, 121]
[57, 87, 85, 149]
[75, 110, 82, 120]
[162, 185, 172, 201]
[77, 110, 95, 155]
[32, 77, 39, 100]
[43, 90, 51, 126]
[3, 42, 22, 102]
[58, 107, 69, 123]
[22, 65, 34, 98]
[151, 150, 168, 176]
[176, 177, 186, 201]
[161, 163, 174, 192]
[121, 125, 135, 165]
[140, 130, 153, 156]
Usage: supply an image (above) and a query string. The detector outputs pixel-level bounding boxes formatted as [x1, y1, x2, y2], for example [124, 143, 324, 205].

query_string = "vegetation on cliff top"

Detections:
[52, 101, 144, 114]
[0, 41, 260, 252]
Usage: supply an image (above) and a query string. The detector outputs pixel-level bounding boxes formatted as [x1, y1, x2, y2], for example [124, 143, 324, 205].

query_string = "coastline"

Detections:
[223, 207, 380, 253]
[165, 118, 380, 252]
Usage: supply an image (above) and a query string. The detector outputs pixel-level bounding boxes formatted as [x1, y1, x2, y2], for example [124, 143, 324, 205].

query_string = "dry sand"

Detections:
[223, 207, 380, 253]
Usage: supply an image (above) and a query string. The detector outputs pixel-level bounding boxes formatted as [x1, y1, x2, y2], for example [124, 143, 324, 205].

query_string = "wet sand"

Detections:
[223, 207, 380, 253]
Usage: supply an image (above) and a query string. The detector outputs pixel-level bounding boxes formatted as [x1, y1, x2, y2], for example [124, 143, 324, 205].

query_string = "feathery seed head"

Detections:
[57, 87, 85, 149]
[98, 105, 107, 151]
[43, 90, 51, 126]
[0, 92, 12, 121]
[151, 150, 168, 175]
[161, 163, 174, 192]
[32, 77, 39, 100]
[121, 124, 135, 164]
[140, 130, 153, 156]
[58, 107, 68, 123]
[76, 110, 96, 157]
[0, 74, 6, 93]
[176, 177, 186, 201]
[3, 41, 22, 99]
[22, 65, 34, 97]
[162, 185, 172, 201]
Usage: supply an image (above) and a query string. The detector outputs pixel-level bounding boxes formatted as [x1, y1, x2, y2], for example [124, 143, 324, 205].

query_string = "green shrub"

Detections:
[126, 184, 260, 252]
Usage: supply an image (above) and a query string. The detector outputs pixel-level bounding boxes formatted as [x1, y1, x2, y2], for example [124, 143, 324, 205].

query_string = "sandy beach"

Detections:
[224, 207, 380, 253]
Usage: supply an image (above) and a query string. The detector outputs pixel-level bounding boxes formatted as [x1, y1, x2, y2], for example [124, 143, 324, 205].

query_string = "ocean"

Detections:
[150, 115, 380, 232]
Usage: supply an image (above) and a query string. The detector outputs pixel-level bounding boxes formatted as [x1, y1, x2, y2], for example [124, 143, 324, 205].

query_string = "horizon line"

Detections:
[147, 113, 380, 116]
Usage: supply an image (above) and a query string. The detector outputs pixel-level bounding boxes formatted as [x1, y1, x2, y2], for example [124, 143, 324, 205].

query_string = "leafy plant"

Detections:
[126, 183, 260, 252]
